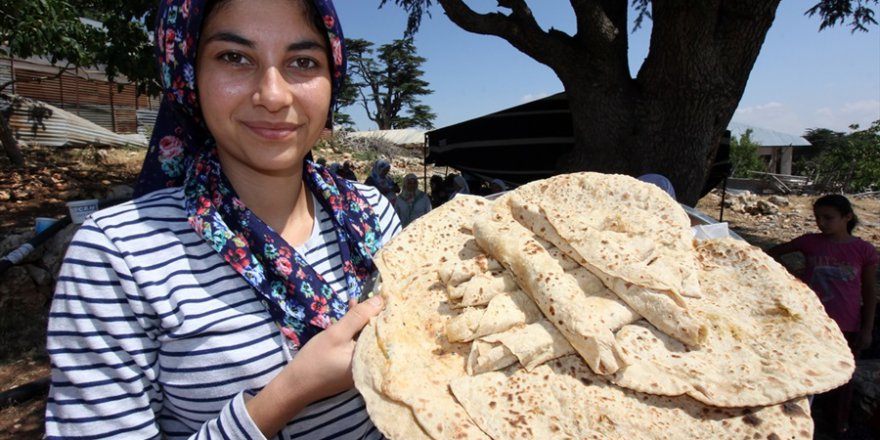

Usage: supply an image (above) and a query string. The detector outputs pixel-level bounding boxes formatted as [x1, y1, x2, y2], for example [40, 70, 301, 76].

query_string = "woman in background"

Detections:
[393, 173, 431, 227]
[364, 159, 398, 201]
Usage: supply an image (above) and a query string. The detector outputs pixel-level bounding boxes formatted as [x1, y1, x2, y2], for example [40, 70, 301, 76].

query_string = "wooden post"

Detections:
[108, 82, 116, 132]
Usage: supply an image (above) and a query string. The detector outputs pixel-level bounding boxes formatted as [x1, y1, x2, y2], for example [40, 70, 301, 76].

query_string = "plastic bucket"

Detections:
[35, 217, 59, 234]
[66, 199, 99, 224]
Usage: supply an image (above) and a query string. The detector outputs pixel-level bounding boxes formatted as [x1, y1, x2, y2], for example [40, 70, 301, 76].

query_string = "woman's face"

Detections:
[196, 0, 331, 178]
[404, 178, 418, 192]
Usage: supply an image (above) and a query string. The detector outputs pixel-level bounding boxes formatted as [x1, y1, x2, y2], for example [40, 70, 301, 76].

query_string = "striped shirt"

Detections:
[45, 185, 401, 440]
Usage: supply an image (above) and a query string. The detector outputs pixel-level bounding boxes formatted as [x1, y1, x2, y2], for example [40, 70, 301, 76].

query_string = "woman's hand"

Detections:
[245, 295, 385, 436]
[293, 295, 386, 398]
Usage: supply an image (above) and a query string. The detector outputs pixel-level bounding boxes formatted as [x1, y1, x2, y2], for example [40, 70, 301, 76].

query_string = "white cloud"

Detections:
[734, 102, 806, 135]
[734, 99, 880, 135]
[735, 101, 784, 115]
[840, 99, 880, 114]
[806, 100, 880, 132]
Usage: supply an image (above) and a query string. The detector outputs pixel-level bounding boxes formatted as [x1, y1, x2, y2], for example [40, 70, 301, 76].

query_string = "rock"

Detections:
[25, 265, 53, 290]
[44, 223, 79, 274]
[756, 200, 779, 215]
[58, 189, 82, 200]
[107, 185, 134, 201]
[768, 195, 790, 207]
[0, 266, 38, 307]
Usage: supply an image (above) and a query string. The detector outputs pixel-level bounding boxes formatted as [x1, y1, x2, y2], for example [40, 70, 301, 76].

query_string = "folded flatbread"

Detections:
[508, 176, 708, 347]
[467, 320, 575, 374]
[472, 202, 628, 375]
[446, 289, 542, 342]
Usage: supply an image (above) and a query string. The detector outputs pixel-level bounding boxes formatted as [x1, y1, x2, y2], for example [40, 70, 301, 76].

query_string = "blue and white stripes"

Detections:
[46, 185, 400, 439]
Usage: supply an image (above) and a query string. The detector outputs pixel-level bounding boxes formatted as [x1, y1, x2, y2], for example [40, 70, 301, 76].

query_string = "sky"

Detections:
[336, 1, 880, 137]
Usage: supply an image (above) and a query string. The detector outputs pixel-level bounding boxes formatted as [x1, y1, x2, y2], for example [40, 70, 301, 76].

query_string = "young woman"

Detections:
[767, 194, 877, 434]
[45, 1, 400, 438]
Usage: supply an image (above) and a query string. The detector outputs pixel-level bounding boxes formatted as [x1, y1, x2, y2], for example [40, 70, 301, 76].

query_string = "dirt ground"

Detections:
[1, 144, 879, 439]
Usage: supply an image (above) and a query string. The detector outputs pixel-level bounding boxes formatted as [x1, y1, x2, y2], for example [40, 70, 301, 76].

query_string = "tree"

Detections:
[342, 38, 436, 130]
[0, 0, 157, 165]
[799, 121, 880, 192]
[381, 0, 877, 204]
[729, 129, 765, 178]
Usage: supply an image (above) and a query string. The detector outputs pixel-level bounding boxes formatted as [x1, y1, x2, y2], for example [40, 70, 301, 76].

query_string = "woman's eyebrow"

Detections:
[203, 31, 254, 48]
[202, 32, 325, 52]
[287, 40, 326, 52]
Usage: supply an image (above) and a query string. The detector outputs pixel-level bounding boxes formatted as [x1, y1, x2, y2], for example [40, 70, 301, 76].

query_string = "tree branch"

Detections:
[437, 0, 575, 69]
[0, 63, 73, 94]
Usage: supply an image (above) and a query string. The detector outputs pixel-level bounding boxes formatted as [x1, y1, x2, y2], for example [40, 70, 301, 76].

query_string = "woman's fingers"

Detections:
[333, 295, 385, 339]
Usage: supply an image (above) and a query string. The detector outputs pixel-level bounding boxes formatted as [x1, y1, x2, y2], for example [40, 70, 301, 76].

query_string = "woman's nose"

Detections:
[252, 67, 293, 111]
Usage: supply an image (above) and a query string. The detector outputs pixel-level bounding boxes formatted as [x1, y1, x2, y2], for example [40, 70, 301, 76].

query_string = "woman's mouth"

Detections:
[243, 121, 300, 140]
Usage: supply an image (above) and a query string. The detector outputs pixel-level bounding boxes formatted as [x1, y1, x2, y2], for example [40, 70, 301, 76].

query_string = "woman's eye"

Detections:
[291, 57, 318, 70]
[219, 52, 248, 65]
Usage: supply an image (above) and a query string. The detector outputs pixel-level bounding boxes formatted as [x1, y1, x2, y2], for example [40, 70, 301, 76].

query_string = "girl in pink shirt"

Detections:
[768, 194, 878, 435]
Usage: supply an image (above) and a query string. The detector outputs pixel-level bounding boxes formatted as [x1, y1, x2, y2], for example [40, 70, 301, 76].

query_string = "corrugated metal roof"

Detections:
[727, 122, 811, 148]
[6, 95, 147, 148]
[347, 128, 425, 145]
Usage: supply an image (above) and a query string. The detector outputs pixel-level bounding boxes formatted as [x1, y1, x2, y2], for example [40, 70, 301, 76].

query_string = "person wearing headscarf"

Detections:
[451, 174, 470, 197]
[364, 159, 398, 200]
[45, 1, 400, 438]
[488, 178, 507, 194]
[393, 173, 432, 227]
[338, 160, 358, 181]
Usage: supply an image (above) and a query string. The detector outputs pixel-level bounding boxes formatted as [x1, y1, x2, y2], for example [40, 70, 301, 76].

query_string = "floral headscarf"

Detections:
[134, 0, 384, 349]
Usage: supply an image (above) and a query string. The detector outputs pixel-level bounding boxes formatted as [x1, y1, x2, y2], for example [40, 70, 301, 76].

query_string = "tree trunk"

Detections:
[0, 112, 24, 166]
[556, 77, 732, 206]
[438, 0, 781, 206]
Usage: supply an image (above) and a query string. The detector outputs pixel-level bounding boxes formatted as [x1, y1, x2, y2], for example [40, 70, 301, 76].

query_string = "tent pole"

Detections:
[423, 133, 428, 192]
[719, 176, 728, 222]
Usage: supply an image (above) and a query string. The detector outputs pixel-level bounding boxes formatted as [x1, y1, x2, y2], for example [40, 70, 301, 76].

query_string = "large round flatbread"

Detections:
[353, 173, 853, 439]
[450, 356, 814, 440]
[356, 195, 492, 439]
[608, 237, 855, 407]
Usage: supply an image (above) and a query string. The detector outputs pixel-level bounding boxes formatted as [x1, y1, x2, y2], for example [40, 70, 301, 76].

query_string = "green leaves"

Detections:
[799, 121, 880, 192]
[807, 0, 879, 32]
[0, 0, 157, 95]
[341, 37, 436, 130]
[730, 129, 766, 178]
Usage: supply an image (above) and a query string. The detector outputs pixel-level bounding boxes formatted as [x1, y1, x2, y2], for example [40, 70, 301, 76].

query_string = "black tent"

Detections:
[425, 92, 572, 187]
[424, 92, 731, 199]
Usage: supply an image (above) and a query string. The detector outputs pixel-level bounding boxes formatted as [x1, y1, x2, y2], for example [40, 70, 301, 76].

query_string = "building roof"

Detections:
[346, 128, 425, 145]
[727, 122, 811, 148]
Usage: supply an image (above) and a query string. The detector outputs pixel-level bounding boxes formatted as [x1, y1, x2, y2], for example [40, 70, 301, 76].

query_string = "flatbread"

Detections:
[352, 318, 432, 440]
[472, 201, 628, 375]
[509, 175, 708, 347]
[467, 320, 575, 374]
[450, 356, 814, 440]
[354, 172, 852, 439]
[608, 237, 855, 407]
[360, 196, 493, 440]
[446, 289, 543, 342]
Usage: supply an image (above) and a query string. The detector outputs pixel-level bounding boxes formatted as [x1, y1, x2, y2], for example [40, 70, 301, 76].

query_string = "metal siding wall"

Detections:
[1, 57, 162, 135]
